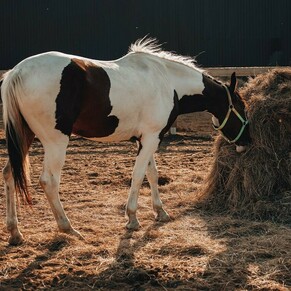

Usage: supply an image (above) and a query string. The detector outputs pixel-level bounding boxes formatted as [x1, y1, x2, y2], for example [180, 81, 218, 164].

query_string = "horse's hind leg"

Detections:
[40, 138, 82, 239]
[3, 162, 23, 245]
[146, 155, 170, 222]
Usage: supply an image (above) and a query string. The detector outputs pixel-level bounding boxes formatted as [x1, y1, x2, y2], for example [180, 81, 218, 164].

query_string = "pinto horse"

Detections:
[1, 39, 250, 245]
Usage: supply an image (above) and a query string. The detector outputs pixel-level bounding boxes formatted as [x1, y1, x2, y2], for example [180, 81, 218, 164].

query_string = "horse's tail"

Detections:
[2, 69, 34, 204]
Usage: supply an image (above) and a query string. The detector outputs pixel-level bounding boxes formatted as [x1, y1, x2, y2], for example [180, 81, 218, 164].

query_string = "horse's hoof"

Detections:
[155, 209, 171, 222]
[126, 220, 141, 231]
[8, 233, 24, 246]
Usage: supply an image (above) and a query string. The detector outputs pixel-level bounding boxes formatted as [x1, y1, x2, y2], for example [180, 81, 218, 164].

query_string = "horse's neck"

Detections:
[197, 74, 227, 118]
[166, 62, 218, 115]
[166, 61, 205, 97]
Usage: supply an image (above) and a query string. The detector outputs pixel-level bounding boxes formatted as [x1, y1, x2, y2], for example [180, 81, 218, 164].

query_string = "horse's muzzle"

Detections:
[236, 145, 247, 153]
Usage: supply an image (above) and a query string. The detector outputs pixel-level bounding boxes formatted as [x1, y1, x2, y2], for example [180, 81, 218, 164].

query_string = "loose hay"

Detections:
[199, 69, 291, 223]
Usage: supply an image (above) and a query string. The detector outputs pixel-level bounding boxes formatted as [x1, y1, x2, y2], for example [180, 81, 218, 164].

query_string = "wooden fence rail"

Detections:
[206, 66, 283, 77]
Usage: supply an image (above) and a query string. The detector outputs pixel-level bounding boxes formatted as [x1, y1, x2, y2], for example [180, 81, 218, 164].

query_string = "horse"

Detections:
[1, 39, 250, 245]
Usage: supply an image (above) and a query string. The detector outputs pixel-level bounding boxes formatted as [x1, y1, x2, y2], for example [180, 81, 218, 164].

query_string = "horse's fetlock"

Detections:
[6, 219, 17, 232]
[155, 208, 171, 222]
[153, 204, 162, 213]
[126, 205, 136, 217]
[9, 231, 24, 246]
[126, 217, 140, 230]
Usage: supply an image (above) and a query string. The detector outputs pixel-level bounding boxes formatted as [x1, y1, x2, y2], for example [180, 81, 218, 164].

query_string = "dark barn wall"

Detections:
[0, 0, 290, 69]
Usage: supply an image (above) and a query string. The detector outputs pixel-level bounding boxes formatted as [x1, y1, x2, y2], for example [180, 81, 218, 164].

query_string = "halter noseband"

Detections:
[213, 85, 249, 144]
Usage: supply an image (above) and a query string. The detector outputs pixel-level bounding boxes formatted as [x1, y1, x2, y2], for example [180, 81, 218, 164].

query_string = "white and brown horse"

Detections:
[1, 39, 250, 245]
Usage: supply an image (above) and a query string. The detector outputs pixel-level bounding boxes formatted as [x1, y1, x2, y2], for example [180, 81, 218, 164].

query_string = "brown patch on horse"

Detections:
[55, 58, 119, 138]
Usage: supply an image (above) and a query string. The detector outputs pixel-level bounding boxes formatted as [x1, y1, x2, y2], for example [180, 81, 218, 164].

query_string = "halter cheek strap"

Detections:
[213, 85, 249, 144]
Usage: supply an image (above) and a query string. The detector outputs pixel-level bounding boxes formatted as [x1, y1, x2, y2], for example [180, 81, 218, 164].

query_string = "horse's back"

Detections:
[104, 53, 174, 134]
[4, 51, 175, 142]
[15, 51, 73, 82]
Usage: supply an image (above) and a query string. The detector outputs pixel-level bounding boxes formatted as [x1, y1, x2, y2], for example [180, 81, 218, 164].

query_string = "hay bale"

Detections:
[199, 69, 291, 223]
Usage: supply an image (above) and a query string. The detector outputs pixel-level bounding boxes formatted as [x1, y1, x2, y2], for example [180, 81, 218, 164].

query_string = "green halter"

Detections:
[213, 85, 249, 144]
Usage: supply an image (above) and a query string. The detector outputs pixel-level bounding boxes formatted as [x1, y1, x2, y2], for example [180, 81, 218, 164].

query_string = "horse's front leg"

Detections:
[3, 162, 24, 245]
[126, 135, 159, 230]
[146, 155, 170, 222]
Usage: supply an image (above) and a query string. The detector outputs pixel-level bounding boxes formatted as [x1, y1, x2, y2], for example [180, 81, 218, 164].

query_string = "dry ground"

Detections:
[0, 112, 290, 290]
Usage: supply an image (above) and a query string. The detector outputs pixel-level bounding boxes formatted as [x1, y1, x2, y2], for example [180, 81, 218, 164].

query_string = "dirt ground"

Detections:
[0, 111, 290, 290]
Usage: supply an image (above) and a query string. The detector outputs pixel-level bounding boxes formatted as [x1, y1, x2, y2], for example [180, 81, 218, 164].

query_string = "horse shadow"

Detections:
[91, 206, 290, 290]
[0, 236, 68, 289]
[92, 223, 167, 289]
[1, 211, 288, 290]
[1, 174, 288, 290]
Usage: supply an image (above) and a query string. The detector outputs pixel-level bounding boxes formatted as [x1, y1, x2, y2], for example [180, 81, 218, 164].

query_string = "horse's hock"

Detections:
[199, 68, 291, 224]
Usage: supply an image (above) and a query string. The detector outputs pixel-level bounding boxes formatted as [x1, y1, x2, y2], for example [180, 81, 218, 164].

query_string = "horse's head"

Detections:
[212, 72, 251, 152]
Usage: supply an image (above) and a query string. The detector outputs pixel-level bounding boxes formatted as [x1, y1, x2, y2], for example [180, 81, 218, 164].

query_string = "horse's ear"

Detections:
[230, 72, 237, 92]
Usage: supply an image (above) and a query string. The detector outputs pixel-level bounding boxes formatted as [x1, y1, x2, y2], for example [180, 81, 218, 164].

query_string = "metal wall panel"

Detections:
[0, 0, 290, 69]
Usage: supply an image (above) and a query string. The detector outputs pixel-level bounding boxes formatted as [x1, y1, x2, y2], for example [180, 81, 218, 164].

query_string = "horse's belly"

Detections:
[72, 117, 140, 142]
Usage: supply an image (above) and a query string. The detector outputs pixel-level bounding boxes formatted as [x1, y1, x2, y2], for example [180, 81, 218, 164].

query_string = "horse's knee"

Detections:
[147, 171, 158, 184]
[148, 163, 158, 175]
[147, 160, 158, 182]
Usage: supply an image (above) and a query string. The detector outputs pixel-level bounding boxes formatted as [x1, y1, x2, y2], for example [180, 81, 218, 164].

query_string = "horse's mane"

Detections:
[129, 37, 201, 71]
